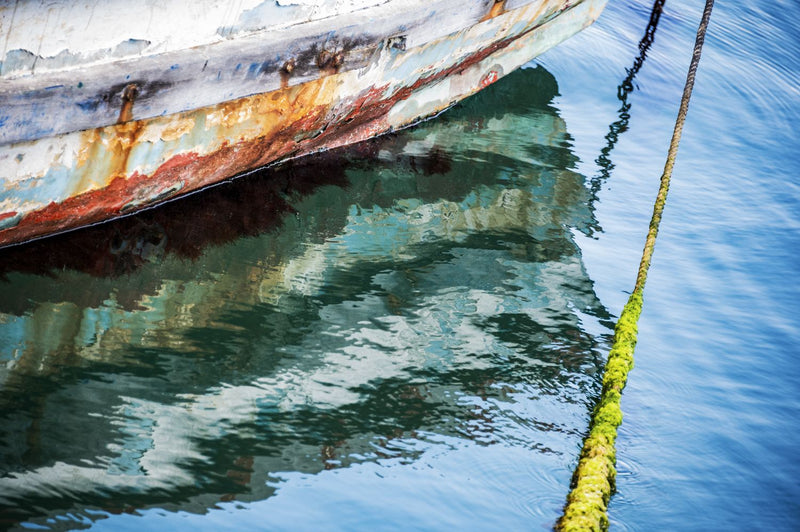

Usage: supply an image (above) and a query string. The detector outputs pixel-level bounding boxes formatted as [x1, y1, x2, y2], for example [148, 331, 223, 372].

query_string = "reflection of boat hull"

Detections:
[0, 64, 611, 530]
[0, 0, 606, 247]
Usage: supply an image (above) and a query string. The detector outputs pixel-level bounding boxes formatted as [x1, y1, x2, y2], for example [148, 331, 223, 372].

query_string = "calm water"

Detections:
[1, 0, 798, 530]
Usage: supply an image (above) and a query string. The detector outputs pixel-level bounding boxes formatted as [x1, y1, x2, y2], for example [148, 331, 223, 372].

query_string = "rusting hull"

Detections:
[0, 0, 607, 248]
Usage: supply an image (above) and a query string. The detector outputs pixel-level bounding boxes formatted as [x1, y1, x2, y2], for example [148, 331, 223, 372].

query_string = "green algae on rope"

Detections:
[556, 0, 715, 528]
[556, 293, 641, 531]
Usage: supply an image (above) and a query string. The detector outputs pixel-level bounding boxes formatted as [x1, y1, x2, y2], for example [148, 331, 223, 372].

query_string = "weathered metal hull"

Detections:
[0, 0, 607, 248]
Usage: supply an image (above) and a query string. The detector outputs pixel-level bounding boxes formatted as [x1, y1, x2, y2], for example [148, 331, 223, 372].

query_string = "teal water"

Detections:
[1, 0, 798, 529]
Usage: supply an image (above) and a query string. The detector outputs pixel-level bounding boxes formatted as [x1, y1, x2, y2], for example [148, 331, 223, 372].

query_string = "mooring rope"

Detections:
[556, 0, 715, 529]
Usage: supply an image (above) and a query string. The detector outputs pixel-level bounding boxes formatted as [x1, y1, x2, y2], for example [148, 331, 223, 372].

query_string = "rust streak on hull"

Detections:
[482, 0, 508, 21]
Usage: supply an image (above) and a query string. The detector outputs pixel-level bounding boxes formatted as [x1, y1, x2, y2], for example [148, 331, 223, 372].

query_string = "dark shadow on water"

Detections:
[0, 147, 351, 281]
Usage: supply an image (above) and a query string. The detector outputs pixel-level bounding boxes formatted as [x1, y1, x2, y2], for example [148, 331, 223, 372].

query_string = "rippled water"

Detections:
[1, 0, 798, 530]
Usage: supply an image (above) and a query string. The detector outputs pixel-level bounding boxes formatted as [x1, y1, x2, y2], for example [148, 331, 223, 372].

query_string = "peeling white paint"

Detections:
[0, 0, 391, 78]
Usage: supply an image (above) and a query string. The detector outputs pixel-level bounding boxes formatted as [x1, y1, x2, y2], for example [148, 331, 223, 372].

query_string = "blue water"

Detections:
[541, 0, 800, 528]
[1, 0, 798, 530]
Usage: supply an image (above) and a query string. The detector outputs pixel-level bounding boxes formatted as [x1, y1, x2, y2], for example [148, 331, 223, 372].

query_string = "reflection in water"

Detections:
[589, 0, 665, 232]
[0, 66, 612, 530]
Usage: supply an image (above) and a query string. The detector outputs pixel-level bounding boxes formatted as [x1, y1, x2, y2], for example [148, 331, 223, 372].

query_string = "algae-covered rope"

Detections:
[556, 0, 715, 530]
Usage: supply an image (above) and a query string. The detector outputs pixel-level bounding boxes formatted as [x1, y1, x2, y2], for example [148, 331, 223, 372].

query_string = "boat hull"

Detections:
[0, 0, 607, 248]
